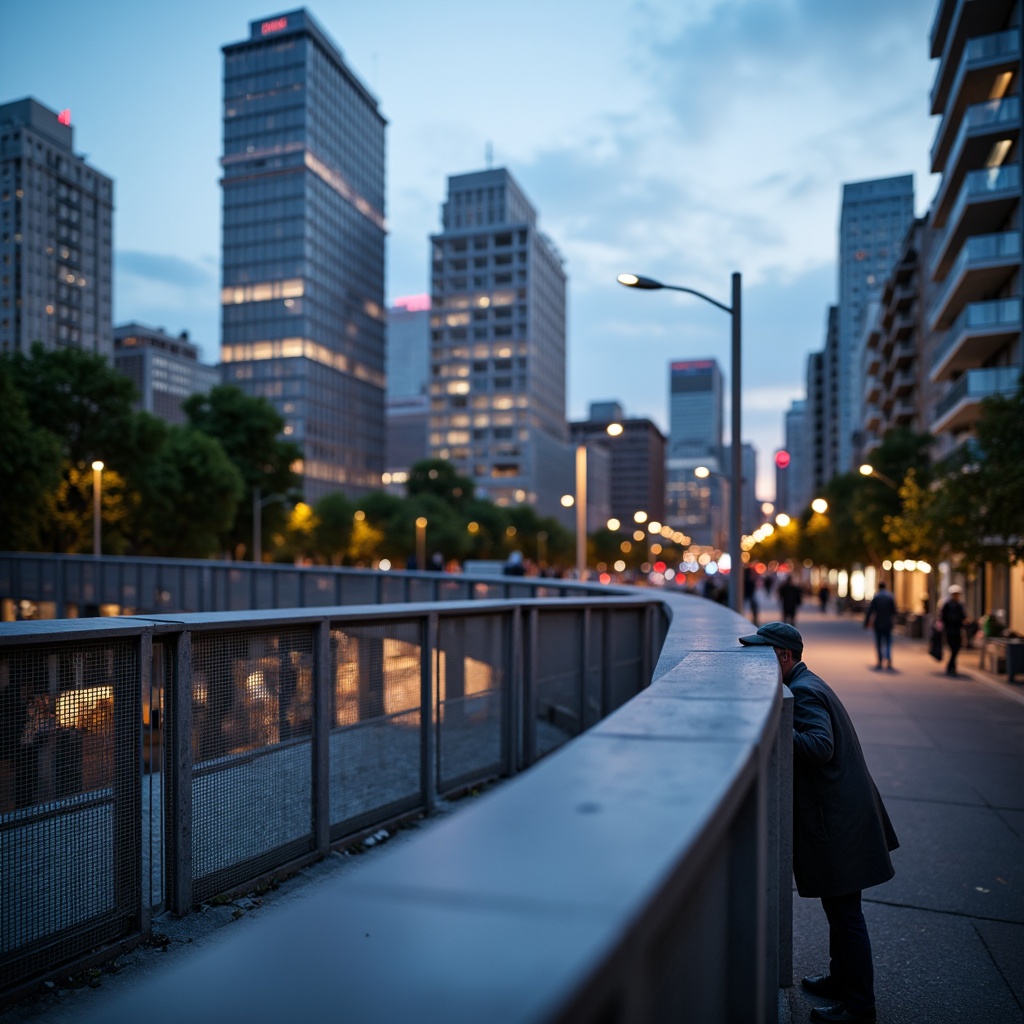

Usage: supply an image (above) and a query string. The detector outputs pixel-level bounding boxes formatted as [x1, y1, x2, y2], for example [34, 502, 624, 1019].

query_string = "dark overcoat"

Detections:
[787, 661, 899, 898]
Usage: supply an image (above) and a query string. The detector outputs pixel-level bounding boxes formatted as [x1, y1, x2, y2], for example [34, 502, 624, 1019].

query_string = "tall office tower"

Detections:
[779, 399, 807, 515]
[927, 0, 1021, 465]
[428, 167, 568, 516]
[385, 294, 431, 485]
[0, 98, 113, 357]
[113, 323, 220, 425]
[822, 306, 842, 481]
[665, 359, 725, 547]
[804, 349, 827, 500]
[837, 175, 915, 471]
[723, 441, 759, 535]
[219, 11, 387, 503]
[569, 402, 667, 526]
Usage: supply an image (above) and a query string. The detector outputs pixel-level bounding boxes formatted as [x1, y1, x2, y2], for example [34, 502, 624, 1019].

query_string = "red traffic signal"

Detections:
[775, 450, 791, 469]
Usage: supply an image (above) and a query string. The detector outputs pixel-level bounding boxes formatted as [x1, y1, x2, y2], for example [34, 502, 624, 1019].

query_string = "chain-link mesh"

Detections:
[437, 614, 506, 790]
[190, 628, 315, 904]
[0, 639, 139, 990]
[534, 611, 585, 757]
[329, 621, 423, 836]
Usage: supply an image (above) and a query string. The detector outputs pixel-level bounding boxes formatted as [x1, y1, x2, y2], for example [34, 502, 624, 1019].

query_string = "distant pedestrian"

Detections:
[427, 551, 445, 572]
[819, 584, 830, 614]
[940, 585, 967, 676]
[745, 567, 760, 626]
[779, 576, 802, 625]
[863, 582, 897, 671]
[503, 550, 525, 576]
[739, 622, 899, 1024]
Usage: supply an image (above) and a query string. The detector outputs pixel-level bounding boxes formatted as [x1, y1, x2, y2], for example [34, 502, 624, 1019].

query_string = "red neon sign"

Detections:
[261, 17, 288, 34]
[58, 109, 71, 126]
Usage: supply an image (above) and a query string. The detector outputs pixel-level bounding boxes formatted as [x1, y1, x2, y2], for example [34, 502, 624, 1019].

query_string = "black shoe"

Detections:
[802, 975, 844, 998]
[810, 1003, 876, 1023]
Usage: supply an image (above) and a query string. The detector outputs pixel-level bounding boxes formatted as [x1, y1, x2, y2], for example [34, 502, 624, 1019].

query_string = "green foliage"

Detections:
[406, 458, 475, 507]
[0, 362, 63, 550]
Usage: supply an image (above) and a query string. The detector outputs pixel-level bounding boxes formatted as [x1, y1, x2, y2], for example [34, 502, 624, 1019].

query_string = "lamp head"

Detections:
[617, 273, 663, 290]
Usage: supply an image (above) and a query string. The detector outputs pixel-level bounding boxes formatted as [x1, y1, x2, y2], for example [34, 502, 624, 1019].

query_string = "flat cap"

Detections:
[738, 621, 803, 653]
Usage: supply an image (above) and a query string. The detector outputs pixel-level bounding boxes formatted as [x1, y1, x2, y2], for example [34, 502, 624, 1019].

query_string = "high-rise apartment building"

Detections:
[926, 0, 1021, 464]
[837, 175, 916, 470]
[219, 10, 387, 502]
[804, 349, 827, 501]
[428, 168, 568, 516]
[0, 98, 113, 357]
[113, 323, 220, 425]
[665, 359, 725, 547]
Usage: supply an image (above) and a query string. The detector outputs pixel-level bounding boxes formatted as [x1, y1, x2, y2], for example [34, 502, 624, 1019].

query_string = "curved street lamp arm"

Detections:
[659, 284, 733, 315]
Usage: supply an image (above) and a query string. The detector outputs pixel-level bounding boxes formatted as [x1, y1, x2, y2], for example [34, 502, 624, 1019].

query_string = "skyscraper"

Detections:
[837, 175, 915, 471]
[385, 294, 431, 485]
[219, 10, 387, 502]
[665, 359, 725, 547]
[0, 98, 113, 357]
[428, 167, 568, 516]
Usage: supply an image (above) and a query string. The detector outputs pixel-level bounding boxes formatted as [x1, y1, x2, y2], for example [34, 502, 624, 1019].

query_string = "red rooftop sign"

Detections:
[261, 17, 288, 34]
[57, 109, 71, 126]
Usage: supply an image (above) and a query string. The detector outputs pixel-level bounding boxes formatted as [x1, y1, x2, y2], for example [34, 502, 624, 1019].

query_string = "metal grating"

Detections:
[437, 614, 506, 791]
[329, 621, 423, 834]
[189, 628, 315, 904]
[0, 639, 139, 989]
[534, 611, 585, 756]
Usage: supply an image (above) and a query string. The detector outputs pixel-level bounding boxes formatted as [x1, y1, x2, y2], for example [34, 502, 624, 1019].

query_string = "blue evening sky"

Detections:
[1, 0, 939, 497]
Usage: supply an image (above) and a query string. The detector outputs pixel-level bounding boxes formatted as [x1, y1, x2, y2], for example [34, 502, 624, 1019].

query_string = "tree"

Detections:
[0, 362, 63, 551]
[310, 492, 358, 564]
[127, 426, 244, 557]
[406, 458, 475, 508]
[183, 385, 302, 557]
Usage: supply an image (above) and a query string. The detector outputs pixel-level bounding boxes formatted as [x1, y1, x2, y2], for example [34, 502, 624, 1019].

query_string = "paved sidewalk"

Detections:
[771, 600, 1024, 1023]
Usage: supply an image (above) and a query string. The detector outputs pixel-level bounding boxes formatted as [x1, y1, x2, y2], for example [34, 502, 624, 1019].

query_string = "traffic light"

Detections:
[775, 450, 791, 469]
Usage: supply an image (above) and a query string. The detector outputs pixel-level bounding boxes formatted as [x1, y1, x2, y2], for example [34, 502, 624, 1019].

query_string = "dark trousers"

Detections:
[945, 630, 962, 674]
[874, 628, 892, 665]
[821, 891, 875, 1015]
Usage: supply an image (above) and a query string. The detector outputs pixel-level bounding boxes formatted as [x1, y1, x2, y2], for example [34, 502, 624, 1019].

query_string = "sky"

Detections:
[1, 0, 941, 497]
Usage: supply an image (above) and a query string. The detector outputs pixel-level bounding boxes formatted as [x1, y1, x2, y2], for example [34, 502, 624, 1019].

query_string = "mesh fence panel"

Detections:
[339, 574, 380, 605]
[437, 614, 506, 790]
[328, 621, 423, 835]
[190, 628, 315, 904]
[0, 639, 139, 989]
[607, 608, 646, 710]
[534, 611, 585, 757]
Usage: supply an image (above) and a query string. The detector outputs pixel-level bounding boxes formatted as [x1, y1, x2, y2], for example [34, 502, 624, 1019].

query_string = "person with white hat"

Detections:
[940, 585, 967, 676]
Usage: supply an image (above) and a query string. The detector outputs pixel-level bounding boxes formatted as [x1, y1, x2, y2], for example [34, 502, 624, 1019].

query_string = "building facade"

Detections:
[113, 323, 220, 425]
[926, 0, 1021, 462]
[384, 294, 431, 488]
[428, 167, 569, 518]
[219, 10, 387, 502]
[0, 98, 113, 358]
[838, 175, 916, 471]
[665, 359, 724, 547]
[569, 403, 667, 527]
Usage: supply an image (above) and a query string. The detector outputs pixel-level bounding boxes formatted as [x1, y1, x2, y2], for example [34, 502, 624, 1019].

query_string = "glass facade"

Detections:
[220, 11, 386, 500]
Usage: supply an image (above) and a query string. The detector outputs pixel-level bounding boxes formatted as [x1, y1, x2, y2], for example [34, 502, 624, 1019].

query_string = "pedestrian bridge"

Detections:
[0, 554, 791, 1022]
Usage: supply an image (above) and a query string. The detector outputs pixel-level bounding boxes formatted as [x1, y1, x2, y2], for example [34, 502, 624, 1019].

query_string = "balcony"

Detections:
[930, 297, 1021, 381]
[928, 231, 1020, 332]
[931, 365, 1021, 433]
[930, 163, 1020, 275]
[930, 96, 1020, 217]
[931, 28, 1020, 117]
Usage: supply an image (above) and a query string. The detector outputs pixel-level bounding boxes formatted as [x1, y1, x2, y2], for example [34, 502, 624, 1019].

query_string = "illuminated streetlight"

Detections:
[859, 464, 898, 489]
[775, 513, 791, 527]
[607, 517, 621, 531]
[694, 465, 711, 479]
[91, 461, 104, 558]
[811, 498, 829, 514]
[560, 494, 575, 508]
[606, 422, 624, 437]
[415, 516, 428, 570]
[618, 269, 743, 613]
[633, 510, 648, 524]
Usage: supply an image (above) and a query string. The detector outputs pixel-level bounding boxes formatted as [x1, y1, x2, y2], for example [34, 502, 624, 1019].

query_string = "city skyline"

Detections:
[1, 0, 940, 497]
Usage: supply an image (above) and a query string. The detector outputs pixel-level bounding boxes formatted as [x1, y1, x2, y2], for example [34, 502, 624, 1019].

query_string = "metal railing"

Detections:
[1, 558, 791, 1023]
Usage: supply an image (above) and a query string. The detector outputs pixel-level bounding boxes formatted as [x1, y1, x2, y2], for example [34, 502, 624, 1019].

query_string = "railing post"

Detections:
[778, 691, 794, 987]
[506, 605, 523, 778]
[422, 612, 439, 814]
[312, 619, 332, 857]
[522, 607, 539, 769]
[119, 631, 149, 936]
[167, 629, 193, 916]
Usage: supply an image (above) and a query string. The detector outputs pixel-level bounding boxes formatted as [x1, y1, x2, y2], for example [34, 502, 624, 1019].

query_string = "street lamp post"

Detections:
[415, 517, 427, 571]
[618, 272, 743, 613]
[91, 461, 104, 558]
[575, 444, 587, 577]
[252, 486, 286, 563]
[859, 463, 898, 490]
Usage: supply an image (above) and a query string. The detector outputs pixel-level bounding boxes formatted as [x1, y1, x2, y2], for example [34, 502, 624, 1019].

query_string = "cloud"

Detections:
[117, 250, 214, 289]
